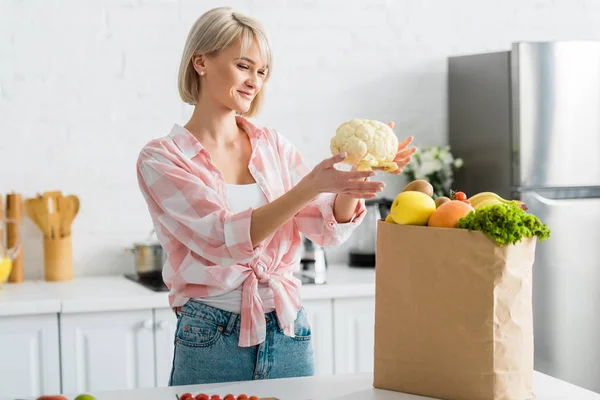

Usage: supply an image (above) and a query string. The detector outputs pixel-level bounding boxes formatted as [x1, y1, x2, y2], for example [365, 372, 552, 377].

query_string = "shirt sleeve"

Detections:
[136, 147, 266, 266]
[271, 129, 367, 247]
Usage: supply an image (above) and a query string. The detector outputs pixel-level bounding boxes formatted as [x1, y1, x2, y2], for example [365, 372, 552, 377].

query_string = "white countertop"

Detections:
[0, 264, 375, 317]
[52, 371, 600, 400]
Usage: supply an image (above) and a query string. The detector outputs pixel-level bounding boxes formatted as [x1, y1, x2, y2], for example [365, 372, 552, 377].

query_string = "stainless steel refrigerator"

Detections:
[448, 41, 600, 394]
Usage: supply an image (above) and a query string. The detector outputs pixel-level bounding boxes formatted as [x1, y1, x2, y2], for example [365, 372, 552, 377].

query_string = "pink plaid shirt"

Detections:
[136, 116, 366, 347]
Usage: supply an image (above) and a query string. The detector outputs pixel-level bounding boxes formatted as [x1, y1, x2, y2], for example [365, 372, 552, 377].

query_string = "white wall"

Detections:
[2, 0, 600, 277]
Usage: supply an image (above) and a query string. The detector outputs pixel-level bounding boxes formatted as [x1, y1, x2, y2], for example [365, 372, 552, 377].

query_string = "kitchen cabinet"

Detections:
[0, 298, 377, 396]
[332, 297, 376, 374]
[303, 299, 334, 376]
[0, 313, 61, 398]
[0, 270, 377, 395]
[60, 309, 155, 394]
[153, 308, 177, 387]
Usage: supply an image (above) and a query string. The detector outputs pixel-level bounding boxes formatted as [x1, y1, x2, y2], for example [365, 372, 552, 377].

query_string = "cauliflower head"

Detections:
[330, 119, 399, 172]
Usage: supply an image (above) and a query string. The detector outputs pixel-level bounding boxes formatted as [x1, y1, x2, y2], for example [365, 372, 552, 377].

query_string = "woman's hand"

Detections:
[300, 152, 385, 199]
[373, 121, 416, 175]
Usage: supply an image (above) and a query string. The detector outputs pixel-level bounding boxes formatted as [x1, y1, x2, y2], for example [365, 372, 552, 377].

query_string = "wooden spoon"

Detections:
[61, 195, 80, 236]
[25, 195, 51, 238]
[24, 198, 44, 234]
[43, 191, 62, 240]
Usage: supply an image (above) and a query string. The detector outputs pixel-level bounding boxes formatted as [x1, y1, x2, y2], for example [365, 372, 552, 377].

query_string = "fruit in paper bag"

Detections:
[402, 179, 434, 197]
[427, 200, 474, 228]
[390, 191, 436, 225]
[434, 196, 451, 208]
[468, 191, 527, 210]
[384, 214, 397, 224]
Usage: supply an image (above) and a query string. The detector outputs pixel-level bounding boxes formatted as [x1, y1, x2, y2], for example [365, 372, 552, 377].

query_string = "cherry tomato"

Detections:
[462, 200, 472, 206]
[180, 393, 193, 400]
[195, 394, 209, 400]
[224, 395, 236, 400]
[210, 395, 221, 400]
[249, 397, 260, 400]
[237, 395, 249, 400]
[453, 191, 467, 201]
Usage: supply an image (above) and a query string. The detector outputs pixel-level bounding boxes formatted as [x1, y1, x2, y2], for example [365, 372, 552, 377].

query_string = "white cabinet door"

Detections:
[153, 308, 177, 387]
[303, 299, 334, 376]
[60, 309, 155, 394]
[0, 313, 61, 398]
[333, 297, 376, 374]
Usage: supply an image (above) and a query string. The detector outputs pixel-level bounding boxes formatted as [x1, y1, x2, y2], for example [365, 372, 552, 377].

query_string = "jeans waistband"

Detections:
[179, 299, 282, 335]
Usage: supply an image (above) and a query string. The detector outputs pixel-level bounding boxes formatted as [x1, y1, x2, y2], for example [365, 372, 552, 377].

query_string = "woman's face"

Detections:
[195, 38, 268, 114]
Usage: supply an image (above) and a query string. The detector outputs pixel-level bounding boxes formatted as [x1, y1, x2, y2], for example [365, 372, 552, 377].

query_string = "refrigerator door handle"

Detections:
[522, 187, 600, 205]
[527, 191, 563, 206]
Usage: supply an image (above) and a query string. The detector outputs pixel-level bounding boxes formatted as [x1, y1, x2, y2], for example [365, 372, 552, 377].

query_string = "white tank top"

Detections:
[193, 183, 275, 314]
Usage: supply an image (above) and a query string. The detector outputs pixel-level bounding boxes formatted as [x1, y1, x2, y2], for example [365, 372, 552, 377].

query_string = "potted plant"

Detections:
[402, 145, 464, 198]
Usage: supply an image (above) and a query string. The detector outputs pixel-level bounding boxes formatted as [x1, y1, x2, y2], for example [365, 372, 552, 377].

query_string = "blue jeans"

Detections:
[168, 300, 315, 386]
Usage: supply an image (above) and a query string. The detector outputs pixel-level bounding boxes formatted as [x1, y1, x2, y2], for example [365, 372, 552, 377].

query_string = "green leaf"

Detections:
[457, 204, 550, 247]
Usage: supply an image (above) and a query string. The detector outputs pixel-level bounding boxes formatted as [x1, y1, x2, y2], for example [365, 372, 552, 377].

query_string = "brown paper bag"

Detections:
[374, 221, 537, 400]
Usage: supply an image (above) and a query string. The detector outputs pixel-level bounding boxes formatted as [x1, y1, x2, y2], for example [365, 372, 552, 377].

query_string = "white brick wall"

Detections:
[1, 0, 600, 278]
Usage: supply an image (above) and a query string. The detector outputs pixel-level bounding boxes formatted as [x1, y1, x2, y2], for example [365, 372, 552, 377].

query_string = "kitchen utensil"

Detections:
[300, 234, 327, 284]
[41, 191, 74, 281]
[24, 191, 77, 281]
[57, 195, 67, 237]
[43, 234, 73, 281]
[24, 197, 42, 233]
[126, 230, 167, 277]
[348, 197, 392, 267]
[24, 192, 79, 239]
[24, 195, 50, 237]
[43, 191, 62, 239]
[6, 193, 23, 283]
[61, 194, 79, 236]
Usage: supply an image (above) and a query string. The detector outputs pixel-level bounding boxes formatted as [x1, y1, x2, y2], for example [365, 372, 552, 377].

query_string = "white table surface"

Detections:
[35, 371, 599, 400]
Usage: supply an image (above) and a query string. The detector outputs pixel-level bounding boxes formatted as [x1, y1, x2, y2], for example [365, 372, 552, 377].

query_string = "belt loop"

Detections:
[272, 311, 283, 332]
[223, 311, 238, 336]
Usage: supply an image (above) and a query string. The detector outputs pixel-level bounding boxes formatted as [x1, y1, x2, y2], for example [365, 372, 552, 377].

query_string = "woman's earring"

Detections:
[200, 71, 205, 76]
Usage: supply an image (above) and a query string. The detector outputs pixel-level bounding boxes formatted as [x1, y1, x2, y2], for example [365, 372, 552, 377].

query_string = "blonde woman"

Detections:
[136, 7, 414, 385]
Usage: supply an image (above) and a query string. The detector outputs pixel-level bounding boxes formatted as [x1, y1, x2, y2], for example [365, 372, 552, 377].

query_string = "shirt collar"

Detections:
[169, 115, 266, 160]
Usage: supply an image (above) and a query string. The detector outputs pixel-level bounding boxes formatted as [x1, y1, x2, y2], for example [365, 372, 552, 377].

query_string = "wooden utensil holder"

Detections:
[44, 235, 73, 281]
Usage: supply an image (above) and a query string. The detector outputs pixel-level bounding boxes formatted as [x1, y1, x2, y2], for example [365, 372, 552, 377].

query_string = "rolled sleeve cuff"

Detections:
[318, 194, 367, 241]
[223, 207, 266, 263]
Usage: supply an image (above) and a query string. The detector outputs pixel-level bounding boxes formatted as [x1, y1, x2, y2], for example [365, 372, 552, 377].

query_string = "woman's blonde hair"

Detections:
[178, 7, 272, 117]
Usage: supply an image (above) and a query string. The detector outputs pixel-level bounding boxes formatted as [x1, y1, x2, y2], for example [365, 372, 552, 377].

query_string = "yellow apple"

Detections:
[390, 191, 436, 225]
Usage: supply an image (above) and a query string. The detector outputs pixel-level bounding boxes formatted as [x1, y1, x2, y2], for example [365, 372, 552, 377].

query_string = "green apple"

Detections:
[74, 395, 96, 400]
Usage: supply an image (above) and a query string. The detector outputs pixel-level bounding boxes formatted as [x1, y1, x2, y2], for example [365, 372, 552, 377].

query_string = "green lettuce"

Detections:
[457, 203, 550, 247]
